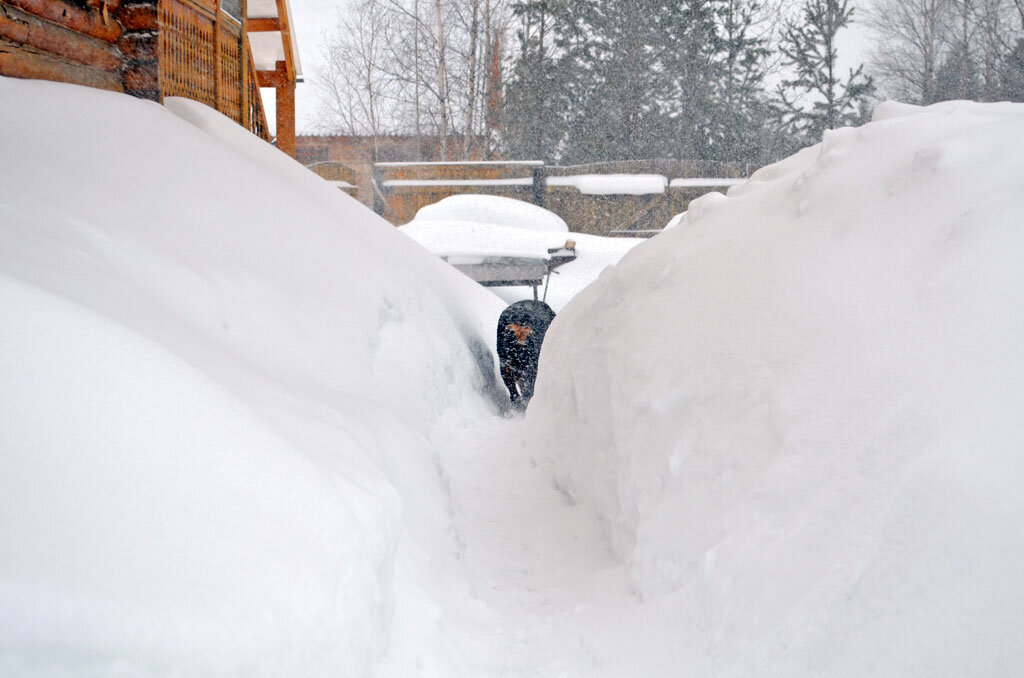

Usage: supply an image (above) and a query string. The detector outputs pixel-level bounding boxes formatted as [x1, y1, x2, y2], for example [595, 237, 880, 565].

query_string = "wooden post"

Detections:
[117, 0, 160, 101]
[372, 165, 384, 215]
[532, 165, 545, 207]
[274, 59, 295, 157]
[240, 0, 248, 127]
[213, 0, 221, 112]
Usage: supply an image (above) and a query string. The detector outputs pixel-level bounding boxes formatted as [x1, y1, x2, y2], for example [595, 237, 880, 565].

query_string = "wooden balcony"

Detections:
[0, 0, 294, 149]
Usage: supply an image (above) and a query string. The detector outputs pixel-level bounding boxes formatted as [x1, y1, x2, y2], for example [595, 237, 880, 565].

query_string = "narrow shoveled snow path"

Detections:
[423, 414, 688, 677]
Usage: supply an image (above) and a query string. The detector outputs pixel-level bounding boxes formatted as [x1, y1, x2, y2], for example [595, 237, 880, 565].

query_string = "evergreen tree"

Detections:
[934, 40, 982, 101]
[1001, 39, 1024, 101]
[500, 0, 787, 163]
[706, 0, 779, 162]
[777, 0, 875, 146]
[658, 0, 725, 160]
[502, 0, 569, 161]
[558, 0, 668, 162]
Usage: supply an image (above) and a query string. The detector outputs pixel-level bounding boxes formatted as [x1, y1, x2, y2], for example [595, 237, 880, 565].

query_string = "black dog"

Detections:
[497, 300, 556, 407]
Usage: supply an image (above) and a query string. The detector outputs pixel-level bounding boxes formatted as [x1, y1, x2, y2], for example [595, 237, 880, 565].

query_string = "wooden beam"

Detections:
[256, 68, 283, 88]
[3, 0, 121, 43]
[121, 57, 158, 96]
[0, 2, 122, 71]
[274, 59, 295, 157]
[273, 0, 294, 81]
[116, 0, 159, 101]
[246, 16, 279, 32]
[116, 2, 157, 31]
[118, 30, 156, 61]
[0, 36, 122, 91]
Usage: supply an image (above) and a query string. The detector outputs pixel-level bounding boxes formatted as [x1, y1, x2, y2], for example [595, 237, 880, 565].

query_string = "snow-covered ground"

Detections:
[3, 76, 1024, 677]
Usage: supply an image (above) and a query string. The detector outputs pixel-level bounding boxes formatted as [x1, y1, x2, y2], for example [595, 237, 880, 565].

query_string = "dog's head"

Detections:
[505, 322, 534, 345]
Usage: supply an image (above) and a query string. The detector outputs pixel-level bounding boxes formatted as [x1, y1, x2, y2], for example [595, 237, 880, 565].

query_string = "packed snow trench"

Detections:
[3, 77, 1024, 677]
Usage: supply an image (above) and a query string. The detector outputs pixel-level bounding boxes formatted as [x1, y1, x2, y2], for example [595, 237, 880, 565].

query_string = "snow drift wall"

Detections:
[0, 77, 504, 676]
[525, 101, 1024, 675]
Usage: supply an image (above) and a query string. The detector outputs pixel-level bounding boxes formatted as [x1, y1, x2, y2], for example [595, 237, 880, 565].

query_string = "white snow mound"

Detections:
[525, 100, 1024, 675]
[0, 77, 505, 676]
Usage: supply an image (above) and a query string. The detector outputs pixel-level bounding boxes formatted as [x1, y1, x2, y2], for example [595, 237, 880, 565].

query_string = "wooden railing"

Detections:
[216, 11, 242, 115]
[157, 0, 269, 139]
[246, 44, 270, 140]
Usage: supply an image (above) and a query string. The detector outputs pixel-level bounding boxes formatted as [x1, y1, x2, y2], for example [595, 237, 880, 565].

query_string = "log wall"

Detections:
[0, 0, 124, 91]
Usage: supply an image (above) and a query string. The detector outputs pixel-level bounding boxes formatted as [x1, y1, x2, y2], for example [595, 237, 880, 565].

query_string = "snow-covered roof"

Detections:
[247, 0, 278, 16]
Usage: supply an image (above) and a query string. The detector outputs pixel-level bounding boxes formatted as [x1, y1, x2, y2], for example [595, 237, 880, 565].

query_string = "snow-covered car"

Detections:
[400, 195, 578, 301]
[399, 194, 643, 310]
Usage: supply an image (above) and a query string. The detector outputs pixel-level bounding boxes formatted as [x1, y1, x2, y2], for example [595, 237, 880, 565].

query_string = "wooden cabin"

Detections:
[0, 0, 300, 156]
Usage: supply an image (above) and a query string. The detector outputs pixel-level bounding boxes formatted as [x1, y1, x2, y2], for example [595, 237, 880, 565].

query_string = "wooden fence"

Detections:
[373, 160, 754, 236]
[307, 162, 359, 197]
[543, 160, 750, 235]
[373, 161, 542, 224]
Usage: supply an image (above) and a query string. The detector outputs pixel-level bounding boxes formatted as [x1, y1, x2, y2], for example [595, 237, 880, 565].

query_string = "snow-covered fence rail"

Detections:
[541, 160, 751, 236]
[373, 159, 754, 235]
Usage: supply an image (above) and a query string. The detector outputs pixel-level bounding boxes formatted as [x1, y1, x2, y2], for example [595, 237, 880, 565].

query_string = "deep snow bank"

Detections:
[0, 77, 504, 676]
[525, 101, 1024, 674]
